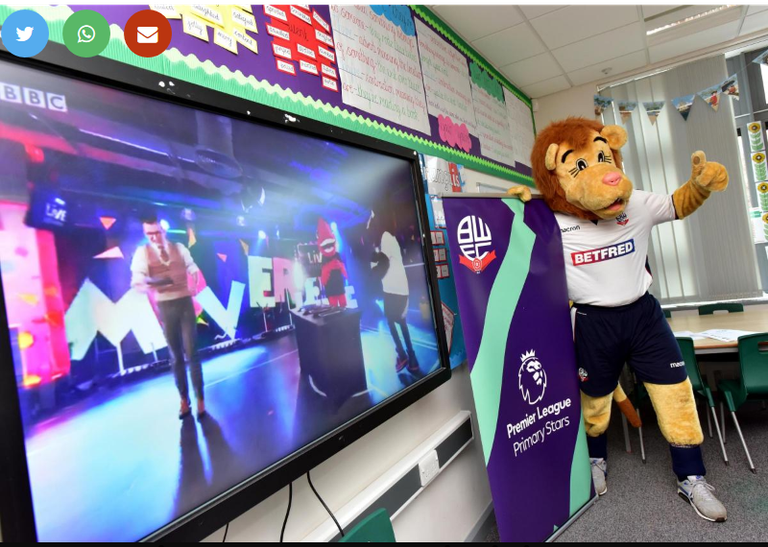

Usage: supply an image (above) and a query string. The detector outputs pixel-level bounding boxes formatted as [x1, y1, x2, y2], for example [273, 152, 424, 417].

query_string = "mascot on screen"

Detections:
[509, 117, 728, 522]
[317, 218, 347, 307]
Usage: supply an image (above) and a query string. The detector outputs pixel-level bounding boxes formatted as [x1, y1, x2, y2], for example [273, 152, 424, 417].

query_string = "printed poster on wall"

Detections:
[748, 121, 765, 153]
[443, 196, 592, 542]
[504, 87, 535, 167]
[330, 5, 430, 134]
[752, 151, 768, 182]
[414, 17, 476, 151]
[471, 63, 516, 167]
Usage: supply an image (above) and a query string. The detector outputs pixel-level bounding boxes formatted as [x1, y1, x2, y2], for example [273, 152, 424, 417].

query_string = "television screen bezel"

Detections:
[0, 39, 452, 543]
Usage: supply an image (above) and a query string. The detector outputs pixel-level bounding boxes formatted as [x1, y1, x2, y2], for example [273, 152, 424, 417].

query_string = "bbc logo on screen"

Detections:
[0, 83, 67, 112]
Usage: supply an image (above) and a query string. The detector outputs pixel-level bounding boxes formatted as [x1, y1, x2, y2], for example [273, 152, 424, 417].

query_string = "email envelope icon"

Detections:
[137, 27, 159, 44]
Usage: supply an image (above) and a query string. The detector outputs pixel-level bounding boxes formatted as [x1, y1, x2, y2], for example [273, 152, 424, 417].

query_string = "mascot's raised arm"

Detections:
[509, 117, 729, 522]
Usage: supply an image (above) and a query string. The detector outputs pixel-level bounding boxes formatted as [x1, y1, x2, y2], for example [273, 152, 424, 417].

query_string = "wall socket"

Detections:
[418, 450, 440, 487]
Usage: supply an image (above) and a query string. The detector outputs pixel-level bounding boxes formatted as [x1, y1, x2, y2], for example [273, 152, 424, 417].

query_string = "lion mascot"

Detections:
[509, 117, 728, 522]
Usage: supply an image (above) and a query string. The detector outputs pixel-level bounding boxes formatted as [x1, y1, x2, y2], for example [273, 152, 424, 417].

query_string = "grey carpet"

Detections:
[483, 400, 768, 542]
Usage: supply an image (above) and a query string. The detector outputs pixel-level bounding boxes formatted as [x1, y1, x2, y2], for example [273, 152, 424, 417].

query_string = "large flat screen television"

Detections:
[0, 42, 450, 542]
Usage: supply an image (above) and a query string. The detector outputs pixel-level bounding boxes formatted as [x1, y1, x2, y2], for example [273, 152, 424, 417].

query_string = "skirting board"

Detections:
[302, 411, 474, 542]
[465, 502, 495, 543]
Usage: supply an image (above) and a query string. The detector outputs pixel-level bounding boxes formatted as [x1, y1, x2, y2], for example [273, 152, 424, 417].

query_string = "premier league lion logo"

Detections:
[519, 349, 547, 405]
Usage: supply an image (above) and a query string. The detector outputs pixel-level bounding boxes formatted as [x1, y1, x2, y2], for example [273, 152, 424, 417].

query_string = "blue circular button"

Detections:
[1, 10, 49, 58]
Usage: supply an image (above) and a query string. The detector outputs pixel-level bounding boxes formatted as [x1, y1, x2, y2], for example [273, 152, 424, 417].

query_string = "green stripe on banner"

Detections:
[471, 198, 535, 465]
[569, 407, 592, 514]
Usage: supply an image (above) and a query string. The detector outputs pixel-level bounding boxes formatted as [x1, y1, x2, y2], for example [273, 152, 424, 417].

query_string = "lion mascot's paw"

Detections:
[507, 185, 532, 202]
[690, 151, 728, 193]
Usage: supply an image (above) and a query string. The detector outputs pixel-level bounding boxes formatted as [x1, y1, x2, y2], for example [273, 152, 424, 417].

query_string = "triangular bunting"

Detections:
[594, 95, 613, 117]
[217, 253, 228, 263]
[642, 101, 665, 125]
[697, 85, 720, 112]
[240, 239, 249, 256]
[752, 49, 768, 66]
[720, 73, 739, 100]
[99, 217, 117, 230]
[671, 94, 695, 121]
[188, 227, 197, 248]
[617, 101, 637, 124]
[94, 246, 124, 259]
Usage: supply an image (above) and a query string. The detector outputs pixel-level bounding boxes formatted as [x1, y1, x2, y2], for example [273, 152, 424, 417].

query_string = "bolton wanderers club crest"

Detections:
[519, 350, 547, 405]
[457, 215, 495, 274]
[578, 367, 588, 382]
[616, 212, 629, 226]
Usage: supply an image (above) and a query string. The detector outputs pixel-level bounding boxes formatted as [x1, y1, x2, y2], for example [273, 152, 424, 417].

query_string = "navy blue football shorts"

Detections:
[573, 292, 688, 397]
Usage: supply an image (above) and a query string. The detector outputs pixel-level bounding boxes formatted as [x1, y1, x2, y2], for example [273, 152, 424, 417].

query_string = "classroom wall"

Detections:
[534, 82, 598, 130]
[463, 167, 539, 194]
[202, 364, 492, 543]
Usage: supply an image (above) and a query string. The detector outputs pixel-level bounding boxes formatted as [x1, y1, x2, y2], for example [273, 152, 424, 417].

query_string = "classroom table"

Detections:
[666, 308, 768, 354]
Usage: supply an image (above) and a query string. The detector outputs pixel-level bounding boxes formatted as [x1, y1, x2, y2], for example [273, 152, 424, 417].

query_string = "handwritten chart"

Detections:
[330, 5, 430, 134]
[415, 17, 476, 142]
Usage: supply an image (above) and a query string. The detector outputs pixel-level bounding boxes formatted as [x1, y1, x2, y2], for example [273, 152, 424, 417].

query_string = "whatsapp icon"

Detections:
[63, 10, 110, 57]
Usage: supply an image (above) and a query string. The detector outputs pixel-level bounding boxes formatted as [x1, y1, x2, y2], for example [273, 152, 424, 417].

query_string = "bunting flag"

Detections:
[240, 239, 249, 256]
[99, 217, 116, 230]
[617, 101, 637, 124]
[752, 49, 768, 66]
[671, 94, 695, 121]
[594, 95, 613, 117]
[720, 73, 739, 100]
[642, 101, 665, 125]
[187, 226, 197, 248]
[697, 85, 721, 112]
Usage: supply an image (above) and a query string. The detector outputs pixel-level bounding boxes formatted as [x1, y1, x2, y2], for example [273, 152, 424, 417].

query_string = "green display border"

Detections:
[0, 4, 535, 186]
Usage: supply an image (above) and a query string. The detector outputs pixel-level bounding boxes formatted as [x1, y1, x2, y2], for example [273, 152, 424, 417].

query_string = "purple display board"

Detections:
[443, 196, 592, 542]
[72, 4, 532, 179]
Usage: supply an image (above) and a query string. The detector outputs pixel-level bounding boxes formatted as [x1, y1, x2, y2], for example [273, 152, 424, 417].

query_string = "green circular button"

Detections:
[63, 9, 110, 58]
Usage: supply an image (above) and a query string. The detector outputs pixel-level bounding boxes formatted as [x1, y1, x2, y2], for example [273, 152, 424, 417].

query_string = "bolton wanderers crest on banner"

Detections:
[457, 215, 496, 274]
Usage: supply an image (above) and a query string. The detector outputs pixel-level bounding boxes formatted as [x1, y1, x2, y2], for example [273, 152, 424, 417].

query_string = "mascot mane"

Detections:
[531, 117, 624, 221]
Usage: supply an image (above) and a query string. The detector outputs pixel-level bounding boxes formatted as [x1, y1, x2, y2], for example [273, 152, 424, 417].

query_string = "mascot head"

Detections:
[518, 350, 547, 405]
[317, 218, 337, 258]
[532, 117, 633, 221]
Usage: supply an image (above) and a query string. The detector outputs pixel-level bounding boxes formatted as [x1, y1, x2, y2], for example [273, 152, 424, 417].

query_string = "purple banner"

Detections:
[443, 196, 591, 542]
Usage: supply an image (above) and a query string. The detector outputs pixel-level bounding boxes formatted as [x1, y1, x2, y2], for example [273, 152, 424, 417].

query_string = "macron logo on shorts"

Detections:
[572, 239, 635, 266]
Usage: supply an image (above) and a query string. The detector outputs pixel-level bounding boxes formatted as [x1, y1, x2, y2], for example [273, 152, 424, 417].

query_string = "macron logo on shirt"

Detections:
[572, 239, 635, 266]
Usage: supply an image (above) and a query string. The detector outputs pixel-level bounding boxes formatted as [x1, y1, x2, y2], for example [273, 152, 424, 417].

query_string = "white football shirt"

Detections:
[554, 190, 676, 307]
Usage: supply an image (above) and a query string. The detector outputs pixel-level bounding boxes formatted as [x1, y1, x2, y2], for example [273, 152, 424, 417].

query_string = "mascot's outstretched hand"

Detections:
[673, 151, 729, 219]
[507, 185, 532, 202]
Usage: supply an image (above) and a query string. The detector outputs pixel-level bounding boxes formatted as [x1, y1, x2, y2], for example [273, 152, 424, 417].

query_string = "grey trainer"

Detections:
[677, 475, 727, 522]
[590, 458, 607, 496]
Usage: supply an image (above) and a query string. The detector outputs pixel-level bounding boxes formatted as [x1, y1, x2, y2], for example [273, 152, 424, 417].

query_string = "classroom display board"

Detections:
[0, 5, 535, 185]
[419, 153, 467, 369]
[443, 196, 592, 542]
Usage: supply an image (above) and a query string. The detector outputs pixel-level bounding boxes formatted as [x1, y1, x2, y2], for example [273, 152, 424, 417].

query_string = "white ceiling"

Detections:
[430, 5, 768, 98]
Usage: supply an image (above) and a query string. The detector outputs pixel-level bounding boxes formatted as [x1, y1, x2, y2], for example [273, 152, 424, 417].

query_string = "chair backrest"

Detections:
[676, 337, 704, 392]
[663, 309, 672, 319]
[698, 303, 744, 315]
[339, 509, 396, 543]
[737, 333, 768, 396]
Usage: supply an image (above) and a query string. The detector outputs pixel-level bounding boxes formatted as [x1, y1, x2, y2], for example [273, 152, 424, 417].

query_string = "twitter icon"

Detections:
[17, 27, 34, 42]
[2, 10, 49, 57]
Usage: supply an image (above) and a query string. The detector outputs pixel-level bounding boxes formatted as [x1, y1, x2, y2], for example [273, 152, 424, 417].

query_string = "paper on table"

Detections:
[673, 330, 706, 341]
[698, 329, 757, 343]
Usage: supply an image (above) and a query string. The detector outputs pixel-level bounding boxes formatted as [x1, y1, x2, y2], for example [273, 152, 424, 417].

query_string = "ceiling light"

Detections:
[646, 5, 736, 36]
